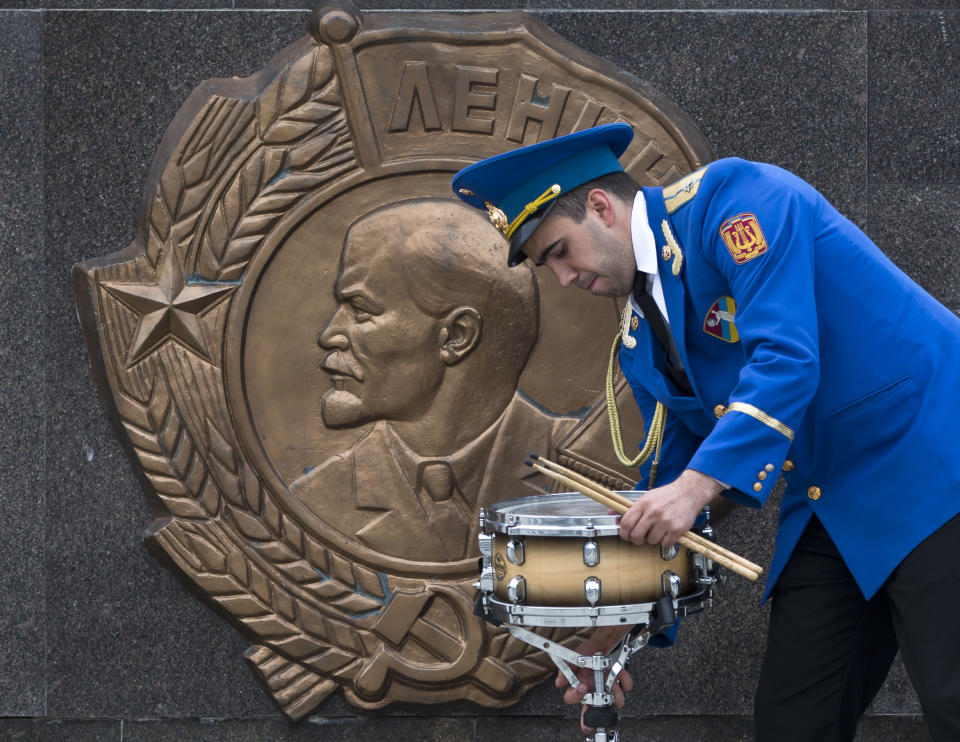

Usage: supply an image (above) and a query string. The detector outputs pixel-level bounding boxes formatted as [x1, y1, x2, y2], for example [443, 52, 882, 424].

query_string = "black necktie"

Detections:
[632, 273, 693, 396]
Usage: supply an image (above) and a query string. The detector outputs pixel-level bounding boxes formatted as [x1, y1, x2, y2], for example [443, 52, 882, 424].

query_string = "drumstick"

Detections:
[529, 460, 761, 582]
[532, 454, 635, 510]
[531, 456, 763, 580]
[530, 454, 763, 578]
[526, 459, 758, 581]
[526, 458, 762, 582]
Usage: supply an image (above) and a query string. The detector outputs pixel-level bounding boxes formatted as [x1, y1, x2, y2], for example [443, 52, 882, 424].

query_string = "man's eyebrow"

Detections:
[533, 239, 563, 267]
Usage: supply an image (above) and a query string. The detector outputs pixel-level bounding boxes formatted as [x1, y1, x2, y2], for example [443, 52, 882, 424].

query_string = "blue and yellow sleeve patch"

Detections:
[703, 296, 739, 343]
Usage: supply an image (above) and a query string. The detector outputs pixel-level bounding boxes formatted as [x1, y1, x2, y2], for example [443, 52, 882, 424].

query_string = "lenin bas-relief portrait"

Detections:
[73, 2, 714, 719]
[292, 199, 578, 563]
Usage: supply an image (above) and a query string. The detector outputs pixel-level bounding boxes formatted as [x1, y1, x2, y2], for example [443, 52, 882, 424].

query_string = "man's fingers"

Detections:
[563, 684, 588, 705]
[625, 517, 654, 545]
[618, 506, 640, 540]
[620, 506, 646, 543]
[579, 704, 594, 734]
[612, 680, 626, 708]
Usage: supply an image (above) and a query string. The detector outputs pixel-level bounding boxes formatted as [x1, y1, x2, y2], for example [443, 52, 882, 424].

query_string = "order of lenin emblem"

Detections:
[73, 2, 714, 718]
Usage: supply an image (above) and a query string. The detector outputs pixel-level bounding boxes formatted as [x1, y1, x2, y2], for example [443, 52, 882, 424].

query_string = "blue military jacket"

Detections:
[619, 158, 960, 601]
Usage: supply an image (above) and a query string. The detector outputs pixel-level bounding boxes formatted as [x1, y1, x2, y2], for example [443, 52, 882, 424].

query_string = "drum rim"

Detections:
[479, 588, 710, 628]
[481, 491, 643, 536]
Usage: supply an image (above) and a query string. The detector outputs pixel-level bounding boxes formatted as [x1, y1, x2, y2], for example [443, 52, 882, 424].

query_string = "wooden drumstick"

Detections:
[530, 454, 763, 578]
[527, 457, 762, 582]
[681, 530, 762, 576]
[532, 454, 635, 510]
[531, 457, 763, 580]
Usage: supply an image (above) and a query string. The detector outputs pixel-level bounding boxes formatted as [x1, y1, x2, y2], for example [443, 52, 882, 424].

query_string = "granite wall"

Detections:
[1, 0, 957, 739]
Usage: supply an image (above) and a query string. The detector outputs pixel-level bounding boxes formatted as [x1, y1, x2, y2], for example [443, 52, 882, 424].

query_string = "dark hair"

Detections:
[549, 171, 639, 223]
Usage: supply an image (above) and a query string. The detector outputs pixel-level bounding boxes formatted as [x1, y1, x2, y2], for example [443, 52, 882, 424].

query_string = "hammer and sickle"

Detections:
[353, 583, 514, 699]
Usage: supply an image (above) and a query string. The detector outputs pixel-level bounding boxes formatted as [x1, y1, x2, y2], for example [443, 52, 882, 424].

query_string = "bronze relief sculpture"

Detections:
[73, 1, 714, 718]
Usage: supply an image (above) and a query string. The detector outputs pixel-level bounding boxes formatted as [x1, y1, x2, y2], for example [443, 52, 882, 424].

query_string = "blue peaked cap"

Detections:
[451, 123, 634, 266]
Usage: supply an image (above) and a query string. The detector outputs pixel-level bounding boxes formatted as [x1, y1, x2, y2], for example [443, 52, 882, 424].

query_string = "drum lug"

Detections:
[691, 551, 720, 587]
[661, 570, 681, 599]
[583, 540, 600, 567]
[660, 543, 679, 561]
[506, 538, 525, 566]
[477, 532, 493, 557]
[507, 575, 526, 603]
[478, 566, 495, 593]
[584, 576, 602, 606]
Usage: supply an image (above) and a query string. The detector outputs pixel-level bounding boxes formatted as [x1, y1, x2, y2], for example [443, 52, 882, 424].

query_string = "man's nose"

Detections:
[551, 262, 577, 288]
[318, 307, 349, 349]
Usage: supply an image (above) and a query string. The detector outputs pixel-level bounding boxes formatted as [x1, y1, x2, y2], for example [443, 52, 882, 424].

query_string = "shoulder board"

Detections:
[663, 165, 709, 214]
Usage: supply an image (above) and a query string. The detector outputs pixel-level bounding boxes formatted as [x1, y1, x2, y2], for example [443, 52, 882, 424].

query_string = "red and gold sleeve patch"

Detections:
[719, 213, 768, 264]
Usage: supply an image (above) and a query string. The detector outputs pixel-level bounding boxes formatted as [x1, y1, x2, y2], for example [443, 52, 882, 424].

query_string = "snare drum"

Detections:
[476, 492, 716, 627]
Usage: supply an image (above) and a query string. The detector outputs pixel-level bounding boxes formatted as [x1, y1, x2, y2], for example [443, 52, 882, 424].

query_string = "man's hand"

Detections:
[619, 469, 723, 546]
[556, 626, 635, 734]
[555, 626, 634, 704]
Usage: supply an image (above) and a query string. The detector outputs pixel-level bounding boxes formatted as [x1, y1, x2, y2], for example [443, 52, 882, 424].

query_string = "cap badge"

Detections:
[485, 202, 509, 236]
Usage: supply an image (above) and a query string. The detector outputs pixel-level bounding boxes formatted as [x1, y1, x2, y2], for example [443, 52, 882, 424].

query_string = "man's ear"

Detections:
[586, 188, 616, 228]
[438, 306, 482, 365]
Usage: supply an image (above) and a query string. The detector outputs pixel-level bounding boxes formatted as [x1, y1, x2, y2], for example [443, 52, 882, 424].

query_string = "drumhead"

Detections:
[481, 491, 642, 537]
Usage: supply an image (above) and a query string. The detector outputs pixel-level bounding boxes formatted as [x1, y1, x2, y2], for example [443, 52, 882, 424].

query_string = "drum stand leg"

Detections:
[505, 624, 655, 742]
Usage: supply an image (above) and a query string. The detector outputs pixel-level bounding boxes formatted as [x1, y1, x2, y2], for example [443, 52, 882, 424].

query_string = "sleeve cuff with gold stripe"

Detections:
[718, 402, 794, 441]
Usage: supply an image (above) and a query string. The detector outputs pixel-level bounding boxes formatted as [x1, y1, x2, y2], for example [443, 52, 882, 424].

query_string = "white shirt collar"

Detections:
[630, 191, 658, 275]
[628, 190, 670, 322]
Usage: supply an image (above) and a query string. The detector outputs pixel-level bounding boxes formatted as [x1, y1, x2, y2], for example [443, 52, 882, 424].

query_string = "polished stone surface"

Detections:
[3, 0, 954, 7]
[867, 185, 960, 312]
[0, 720, 121, 741]
[526, 0, 950, 8]
[0, 10, 46, 718]
[476, 714, 933, 741]
[870, 12, 960, 184]
[0, 1, 953, 736]
[536, 9, 869, 225]
[42, 10, 304, 718]
[123, 717, 476, 740]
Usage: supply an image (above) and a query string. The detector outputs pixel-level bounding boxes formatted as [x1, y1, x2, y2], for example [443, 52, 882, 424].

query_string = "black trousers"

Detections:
[754, 513, 960, 742]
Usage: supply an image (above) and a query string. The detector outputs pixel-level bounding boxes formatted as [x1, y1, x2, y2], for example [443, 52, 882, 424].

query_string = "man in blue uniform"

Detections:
[452, 123, 960, 741]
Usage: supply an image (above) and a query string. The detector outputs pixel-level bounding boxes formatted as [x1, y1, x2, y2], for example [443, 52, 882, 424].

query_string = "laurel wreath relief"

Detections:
[92, 40, 580, 717]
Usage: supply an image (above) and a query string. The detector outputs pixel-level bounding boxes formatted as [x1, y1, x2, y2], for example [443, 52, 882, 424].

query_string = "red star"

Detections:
[101, 247, 236, 368]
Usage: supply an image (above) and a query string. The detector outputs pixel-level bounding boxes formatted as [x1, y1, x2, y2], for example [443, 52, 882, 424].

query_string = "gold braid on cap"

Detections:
[605, 327, 667, 486]
[499, 184, 562, 240]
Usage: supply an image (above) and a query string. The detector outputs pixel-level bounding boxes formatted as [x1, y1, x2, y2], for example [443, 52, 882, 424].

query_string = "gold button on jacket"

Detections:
[713, 404, 726, 418]
[807, 486, 821, 500]
[783, 460, 795, 472]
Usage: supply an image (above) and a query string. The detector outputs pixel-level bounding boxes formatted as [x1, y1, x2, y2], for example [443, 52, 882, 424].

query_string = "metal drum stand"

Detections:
[474, 494, 720, 742]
